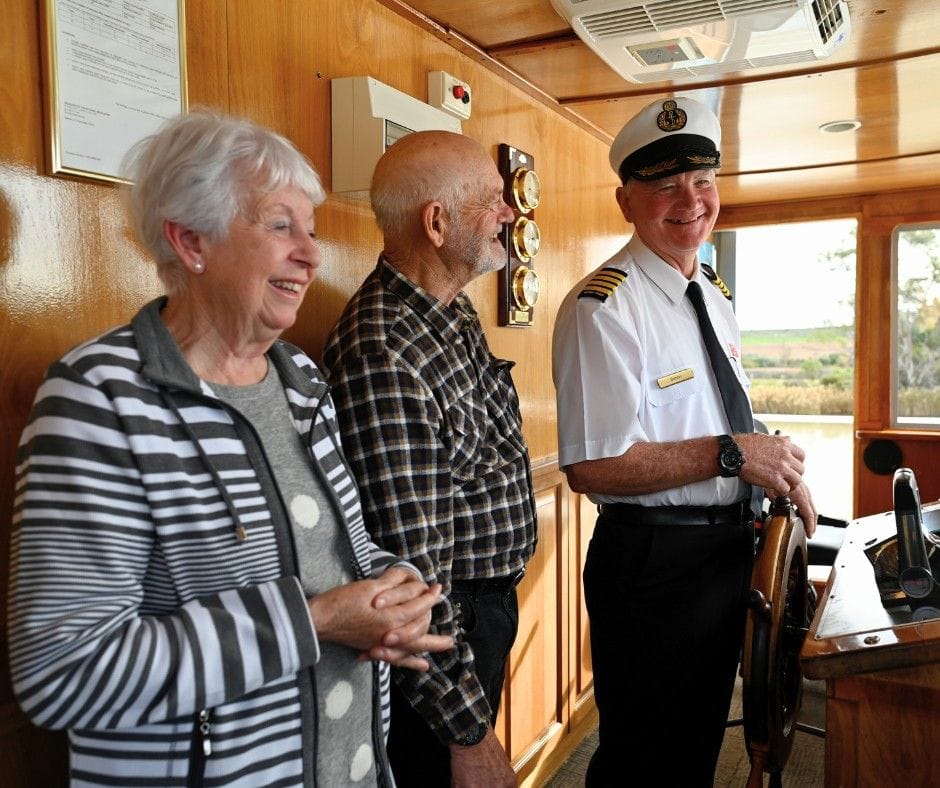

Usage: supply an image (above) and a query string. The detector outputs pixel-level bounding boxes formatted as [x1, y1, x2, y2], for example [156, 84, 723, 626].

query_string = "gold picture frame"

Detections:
[41, 0, 188, 184]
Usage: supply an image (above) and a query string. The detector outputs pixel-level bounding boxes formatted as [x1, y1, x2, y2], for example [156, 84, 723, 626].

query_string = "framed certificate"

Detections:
[42, 0, 188, 184]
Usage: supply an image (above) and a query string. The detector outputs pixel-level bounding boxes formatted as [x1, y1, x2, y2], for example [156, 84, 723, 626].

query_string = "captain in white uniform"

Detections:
[551, 95, 817, 787]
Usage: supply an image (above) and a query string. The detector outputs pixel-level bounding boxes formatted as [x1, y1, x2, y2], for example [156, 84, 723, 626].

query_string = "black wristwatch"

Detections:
[454, 721, 489, 747]
[717, 434, 745, 477]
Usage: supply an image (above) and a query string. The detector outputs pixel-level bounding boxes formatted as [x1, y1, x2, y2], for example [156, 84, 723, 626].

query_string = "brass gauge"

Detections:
[511, 167, 541, 213]
[498, 143, 540, 327]
[512, 266, 541, 311]
[512, 215, 541, 262]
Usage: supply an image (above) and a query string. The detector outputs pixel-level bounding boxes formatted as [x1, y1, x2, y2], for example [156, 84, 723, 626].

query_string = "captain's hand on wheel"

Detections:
[736, 432, 806, 497]
[786, 482, 817, 538]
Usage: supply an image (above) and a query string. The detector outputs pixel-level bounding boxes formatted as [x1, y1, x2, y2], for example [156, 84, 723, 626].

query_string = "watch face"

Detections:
[512, 266, 541, 310]
[511, 167, 541, 212]
[512, 216, 541, 261]
[720, 448, 743, 471]
[717, 435, 744, 476]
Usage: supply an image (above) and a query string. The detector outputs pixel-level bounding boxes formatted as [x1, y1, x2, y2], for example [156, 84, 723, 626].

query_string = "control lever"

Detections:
[893, 468, 940, 621]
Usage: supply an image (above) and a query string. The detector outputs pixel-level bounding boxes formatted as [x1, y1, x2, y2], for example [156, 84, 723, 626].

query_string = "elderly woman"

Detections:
[7, 109, 451, 787]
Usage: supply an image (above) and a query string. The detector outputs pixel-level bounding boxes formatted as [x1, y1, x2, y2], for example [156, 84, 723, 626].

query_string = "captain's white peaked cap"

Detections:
[609, 96, 722, 182]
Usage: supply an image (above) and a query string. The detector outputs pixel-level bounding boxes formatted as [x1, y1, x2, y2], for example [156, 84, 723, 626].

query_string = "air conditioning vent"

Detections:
[626, 48, 819, 82]
[581, 0, 798, 39]
[812, 0, 845, 45]
[551, 0, 851, 83]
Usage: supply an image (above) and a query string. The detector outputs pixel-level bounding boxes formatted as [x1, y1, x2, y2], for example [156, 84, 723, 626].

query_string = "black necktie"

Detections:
[687, 280, 761, 517]
[686, 280, 753, 434]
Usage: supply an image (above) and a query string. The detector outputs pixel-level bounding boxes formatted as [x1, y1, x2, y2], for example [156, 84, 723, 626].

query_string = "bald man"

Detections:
[323, 131, 537, 787]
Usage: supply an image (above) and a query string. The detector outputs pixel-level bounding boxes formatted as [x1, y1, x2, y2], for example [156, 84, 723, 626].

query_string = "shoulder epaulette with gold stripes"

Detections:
[578, 267, 628, 302]
[701, 263, 732, 301]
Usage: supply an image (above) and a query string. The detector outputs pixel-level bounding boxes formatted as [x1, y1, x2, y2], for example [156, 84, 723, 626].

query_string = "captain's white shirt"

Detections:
[552, 234, 751, 507]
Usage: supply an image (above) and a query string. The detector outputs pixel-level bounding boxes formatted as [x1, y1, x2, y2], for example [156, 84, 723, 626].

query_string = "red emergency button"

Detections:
[452, 85, 470, 103]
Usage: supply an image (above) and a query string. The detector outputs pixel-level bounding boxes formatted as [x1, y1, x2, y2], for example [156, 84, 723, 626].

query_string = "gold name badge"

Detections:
[656, 368, 694, 388]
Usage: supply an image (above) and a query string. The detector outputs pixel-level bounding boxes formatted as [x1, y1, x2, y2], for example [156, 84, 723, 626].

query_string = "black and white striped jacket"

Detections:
[8, 298, 398, 787]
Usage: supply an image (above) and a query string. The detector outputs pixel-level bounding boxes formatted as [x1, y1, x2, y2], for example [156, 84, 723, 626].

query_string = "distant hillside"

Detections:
[742, 325, 853, 351]
[741, 325, 855, 413]
[741, 325, 854, 368]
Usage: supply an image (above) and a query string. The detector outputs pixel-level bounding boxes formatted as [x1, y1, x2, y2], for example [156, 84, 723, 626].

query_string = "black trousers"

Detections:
[386, 585, 519, 787]
[583, 514, 754, 788]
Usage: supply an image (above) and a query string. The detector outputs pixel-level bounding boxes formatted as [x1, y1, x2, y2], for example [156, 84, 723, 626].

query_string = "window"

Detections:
[713, 219, 857, 520]
[894, 225, 940, 427]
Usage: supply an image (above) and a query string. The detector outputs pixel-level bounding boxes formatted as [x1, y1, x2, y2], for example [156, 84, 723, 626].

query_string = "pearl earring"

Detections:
[193, 261, 204, 273]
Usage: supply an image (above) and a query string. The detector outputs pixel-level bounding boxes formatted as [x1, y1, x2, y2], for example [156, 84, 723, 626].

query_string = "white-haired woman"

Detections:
[8, 109, 451, 787]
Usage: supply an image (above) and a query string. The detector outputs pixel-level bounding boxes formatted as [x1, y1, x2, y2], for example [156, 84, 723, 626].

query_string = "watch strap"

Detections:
[454, 722, 489, 747]
[717, 434, 745, 478]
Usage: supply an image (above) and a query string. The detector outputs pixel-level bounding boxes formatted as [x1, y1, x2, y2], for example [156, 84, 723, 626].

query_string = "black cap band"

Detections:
[618, 133, 720, 183]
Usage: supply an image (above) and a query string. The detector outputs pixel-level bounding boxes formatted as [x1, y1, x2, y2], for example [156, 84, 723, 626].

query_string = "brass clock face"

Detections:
[511, 167, 541, 213]
[512, 266, 541, 311]
[512, 215, 541, 262]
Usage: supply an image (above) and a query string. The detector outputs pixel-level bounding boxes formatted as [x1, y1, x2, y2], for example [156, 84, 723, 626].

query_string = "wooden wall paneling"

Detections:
[824, 667, 940, 787]
[852, 205, 893, 517]
[401, 0, 571, 49]
[823, 681, 860, 788]
[715, 195, 863, 230]
[572, 492, 597, 720]
[853, 226, 893, 516]
[856, 213, 894, 431]
[856, 430, 940, 517]
[852, 189, 940, 516]
[506, 464, 566, 784]
[183, 1, 229, 110]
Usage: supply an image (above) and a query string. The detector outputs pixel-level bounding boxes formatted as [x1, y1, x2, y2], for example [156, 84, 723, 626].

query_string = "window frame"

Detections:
[891, 222, 940, 430]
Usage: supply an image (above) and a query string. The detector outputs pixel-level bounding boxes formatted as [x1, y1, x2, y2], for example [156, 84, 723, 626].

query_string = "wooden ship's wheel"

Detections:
[741, 497, 814, 788]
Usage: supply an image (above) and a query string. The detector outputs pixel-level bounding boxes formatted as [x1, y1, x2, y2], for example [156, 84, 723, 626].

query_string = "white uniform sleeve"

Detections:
[553, 293, 649, 468]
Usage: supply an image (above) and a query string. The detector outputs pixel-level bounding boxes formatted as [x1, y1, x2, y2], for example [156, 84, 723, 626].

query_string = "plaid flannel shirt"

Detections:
[323, 257, 537, 743]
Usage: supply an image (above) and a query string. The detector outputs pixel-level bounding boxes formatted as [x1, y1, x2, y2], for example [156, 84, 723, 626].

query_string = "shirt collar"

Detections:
[627, 235, 705, 306]
[377, 255, 475, 341]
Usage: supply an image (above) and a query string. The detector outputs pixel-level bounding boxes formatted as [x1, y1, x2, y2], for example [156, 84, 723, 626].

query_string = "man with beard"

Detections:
[552, 96, 817, 786]
[324, 130, 537, 788]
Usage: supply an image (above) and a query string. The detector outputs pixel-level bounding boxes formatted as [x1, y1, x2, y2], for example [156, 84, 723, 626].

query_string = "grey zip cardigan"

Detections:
[8, 297, 400, 787]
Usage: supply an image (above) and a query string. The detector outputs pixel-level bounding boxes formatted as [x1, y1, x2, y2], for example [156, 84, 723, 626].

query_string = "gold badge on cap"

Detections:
[657, 100, 687, 133]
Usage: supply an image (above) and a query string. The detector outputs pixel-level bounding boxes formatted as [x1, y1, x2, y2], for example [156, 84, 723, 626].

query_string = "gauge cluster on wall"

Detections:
[497, 143, 541, 327]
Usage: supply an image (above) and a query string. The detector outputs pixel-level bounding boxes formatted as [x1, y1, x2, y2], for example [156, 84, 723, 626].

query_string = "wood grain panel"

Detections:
[824, 689, 860, 788]
[570, 55, 940, 175]
[506, 481, 563, 778]
[400, 0, 570, 47]
[573, 493, 597, 717]
[183, 1, 229, 109]
[500, 42, 639, 101]
[856, 433, 940, 517]
[826, 668, 940, 787]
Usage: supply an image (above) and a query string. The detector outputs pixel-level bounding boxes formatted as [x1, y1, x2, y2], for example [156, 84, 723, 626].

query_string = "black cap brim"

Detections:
[619, 133, 721, 182]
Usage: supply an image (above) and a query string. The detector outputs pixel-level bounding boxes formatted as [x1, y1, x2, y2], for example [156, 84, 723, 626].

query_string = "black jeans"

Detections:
[386, 585, 519, 787]
[583, 515, 754, 788]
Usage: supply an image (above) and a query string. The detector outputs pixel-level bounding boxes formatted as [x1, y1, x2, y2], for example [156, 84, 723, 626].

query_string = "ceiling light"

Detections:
[819, 120, 861, 133]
